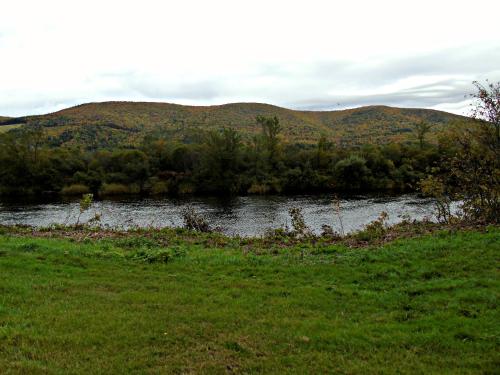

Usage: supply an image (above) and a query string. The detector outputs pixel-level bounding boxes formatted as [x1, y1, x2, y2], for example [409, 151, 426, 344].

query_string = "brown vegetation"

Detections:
[3, 102, 465, 147]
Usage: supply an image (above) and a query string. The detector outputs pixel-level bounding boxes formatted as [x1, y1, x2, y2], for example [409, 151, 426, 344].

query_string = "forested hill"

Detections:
[0, 101, 466, 147]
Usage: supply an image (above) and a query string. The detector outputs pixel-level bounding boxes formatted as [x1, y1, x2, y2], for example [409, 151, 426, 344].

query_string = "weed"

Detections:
[289, 207, 313, 238]
[17, 242, 41, 252]
[320, 224, 341, 239]
[333, 195, 345, 236]
[129, 247, 185, 263]
[115, 236, 158, 249]
[181, 207, 213, 232]
[224, 341, 247, 353]
[355, 211, 389, 242]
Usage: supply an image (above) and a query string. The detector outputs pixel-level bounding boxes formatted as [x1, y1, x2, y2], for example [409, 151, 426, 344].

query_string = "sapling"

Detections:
[76, 193, 93, 226]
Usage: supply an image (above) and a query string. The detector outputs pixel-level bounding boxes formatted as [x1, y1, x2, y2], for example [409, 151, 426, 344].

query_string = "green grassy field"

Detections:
[0, 228, 498, 374]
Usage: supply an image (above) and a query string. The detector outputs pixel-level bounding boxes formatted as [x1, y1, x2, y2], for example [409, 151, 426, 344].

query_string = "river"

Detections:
[0, 194, 441, 237]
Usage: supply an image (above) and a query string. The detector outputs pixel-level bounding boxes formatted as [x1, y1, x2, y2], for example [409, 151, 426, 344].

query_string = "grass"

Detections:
[0, 227, 498, 374]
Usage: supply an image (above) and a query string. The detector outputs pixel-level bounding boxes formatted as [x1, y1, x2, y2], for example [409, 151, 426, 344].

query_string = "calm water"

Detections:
[0, 194, 439, 237]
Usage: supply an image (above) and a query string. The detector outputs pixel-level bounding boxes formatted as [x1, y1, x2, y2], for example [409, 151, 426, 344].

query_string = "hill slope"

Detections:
[0, 102, 466, 147]
[0, 117, 17, 133]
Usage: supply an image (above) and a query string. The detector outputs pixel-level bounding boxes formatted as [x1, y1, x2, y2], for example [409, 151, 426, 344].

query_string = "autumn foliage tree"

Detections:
[421, 81, 499, 223]
[470, 80, 500, 144]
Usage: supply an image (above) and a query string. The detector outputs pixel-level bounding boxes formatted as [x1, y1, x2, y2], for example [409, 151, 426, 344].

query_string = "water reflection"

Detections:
[0, 194, 438, 237]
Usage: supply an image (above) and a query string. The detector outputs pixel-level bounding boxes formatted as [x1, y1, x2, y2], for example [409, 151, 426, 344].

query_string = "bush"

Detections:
[100, 183, 131, 196]
[334, 155, 371, 190]
[355, 211, 389, 242]
[151, 181, 169, 195]
[426, 81, 500, 224]
[289, 207, 313, 238]
[419, 175, 455, 224]
[263, 227, 289, 241]
[428, 119, 499, 224]
[177, 182, 195, 195]
[61, 184, 90, 196]
[76, 193, 94, 226]
[320, 224, 341, 239]
[181, 207, 212, 232]
[248, 183, 270, 195]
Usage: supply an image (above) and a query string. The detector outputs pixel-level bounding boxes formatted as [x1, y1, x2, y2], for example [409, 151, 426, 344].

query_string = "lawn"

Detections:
[0, 228, 498, 374]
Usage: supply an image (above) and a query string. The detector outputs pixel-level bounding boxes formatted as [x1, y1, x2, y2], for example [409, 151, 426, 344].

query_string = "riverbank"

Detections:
[0, 225, 498, 373]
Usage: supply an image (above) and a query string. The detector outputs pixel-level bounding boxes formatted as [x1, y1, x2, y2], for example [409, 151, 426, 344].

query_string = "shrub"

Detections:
[99, 183, 131, 196]
[248, 183, 270, 195]
[355, 211, 389, 242]
[76, 193, 94, 226]
[151, 181, 169, 195]
[177, 182, 195, 195]
[61, 184, 90, 196]
[425, 81, 500, 224]
[320, 224, 341, 239]
[181, 207, 212, 232]
[419, 175, 454, 224]
[334, 155, 371, 190]
[289, 207, 313, 238]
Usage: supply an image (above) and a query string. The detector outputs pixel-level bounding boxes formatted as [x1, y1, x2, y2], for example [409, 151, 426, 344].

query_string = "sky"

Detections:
[1, 0, 499, 117]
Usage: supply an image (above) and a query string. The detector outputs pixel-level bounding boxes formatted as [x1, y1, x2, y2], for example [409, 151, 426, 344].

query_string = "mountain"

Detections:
[0, 102, 467, 147]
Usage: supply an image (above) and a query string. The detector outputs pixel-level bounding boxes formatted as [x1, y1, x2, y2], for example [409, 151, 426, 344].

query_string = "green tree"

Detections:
[315, 135, 333, 170]
[414, 121, 432, 150]
[200, 128, 243, 194]
[0, 125, 47, 194]
[256, 115, 282, 167]
[112, 150, 150, 191]
[334, 155, 371, 190]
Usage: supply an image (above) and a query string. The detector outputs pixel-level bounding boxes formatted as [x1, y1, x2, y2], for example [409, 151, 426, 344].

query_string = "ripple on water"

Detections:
[0, 193, 440, 237]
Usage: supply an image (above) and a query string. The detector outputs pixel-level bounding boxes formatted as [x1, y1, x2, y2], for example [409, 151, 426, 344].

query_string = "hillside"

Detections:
[0, 117, 18, 134]
[0, 102, 466, 147]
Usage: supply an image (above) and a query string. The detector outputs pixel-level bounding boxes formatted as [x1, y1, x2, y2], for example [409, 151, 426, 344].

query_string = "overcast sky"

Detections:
[1, 0, 499, 117]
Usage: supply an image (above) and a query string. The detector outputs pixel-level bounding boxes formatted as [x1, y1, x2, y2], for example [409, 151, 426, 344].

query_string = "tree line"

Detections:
[0, 115, 443, 197]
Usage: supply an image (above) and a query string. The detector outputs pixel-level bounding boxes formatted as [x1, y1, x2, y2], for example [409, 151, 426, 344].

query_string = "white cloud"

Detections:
[1, 0, 499, 116]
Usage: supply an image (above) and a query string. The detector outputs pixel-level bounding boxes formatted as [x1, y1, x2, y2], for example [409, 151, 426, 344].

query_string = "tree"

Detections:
[334, 155, 371, 190]
[470, 80, 500, 144]
[256, 115, 282, 167]
[200, 128, 243, 194]
[315, 135, 333, 169]
[421, 81, 499, 223]
[414, 121, 432, 150]
[0, 125, 48, 194]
